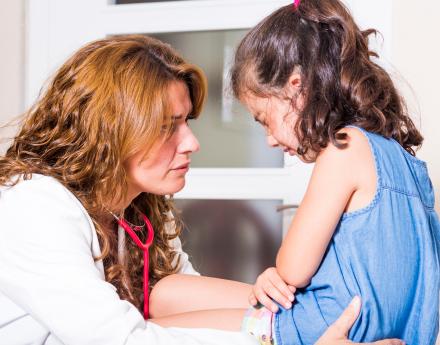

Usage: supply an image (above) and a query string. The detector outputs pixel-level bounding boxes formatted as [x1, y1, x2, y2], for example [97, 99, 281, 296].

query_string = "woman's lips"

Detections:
[171, 162, 190, 173]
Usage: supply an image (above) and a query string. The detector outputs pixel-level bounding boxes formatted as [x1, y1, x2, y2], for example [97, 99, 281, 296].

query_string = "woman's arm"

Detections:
[150, 274, 252, 318]
[316, 297, 403, 345]
[277, 128, 374, 287]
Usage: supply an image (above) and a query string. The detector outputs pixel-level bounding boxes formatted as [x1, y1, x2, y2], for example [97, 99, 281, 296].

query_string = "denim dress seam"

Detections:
[391, 137, 428, 167]
[381, 185, 419, 197]
[381, 185, 435, 211]
[274, 313, 283, 345]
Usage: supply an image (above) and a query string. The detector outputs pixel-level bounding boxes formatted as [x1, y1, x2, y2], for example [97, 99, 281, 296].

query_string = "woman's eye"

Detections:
[161, 121, 177, 134]
[185, 115, 195, 124]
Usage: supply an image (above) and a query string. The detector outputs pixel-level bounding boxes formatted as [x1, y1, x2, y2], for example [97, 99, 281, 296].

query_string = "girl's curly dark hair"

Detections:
[231, 0, 422, 161]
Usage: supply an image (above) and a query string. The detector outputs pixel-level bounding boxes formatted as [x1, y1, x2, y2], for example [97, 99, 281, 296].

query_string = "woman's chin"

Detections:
[163, 178, 186, 196]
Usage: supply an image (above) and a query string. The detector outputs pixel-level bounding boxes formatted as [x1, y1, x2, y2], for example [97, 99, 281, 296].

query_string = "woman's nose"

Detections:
[178, 125, 200, 154]
[266, 134, 279, 148]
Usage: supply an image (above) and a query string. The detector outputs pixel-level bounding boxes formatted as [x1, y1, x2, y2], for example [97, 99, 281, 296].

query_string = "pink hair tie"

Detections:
[294, 0, 301, 8]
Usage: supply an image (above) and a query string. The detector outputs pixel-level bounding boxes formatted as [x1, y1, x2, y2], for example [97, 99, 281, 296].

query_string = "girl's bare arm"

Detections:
[277, 128, 375, 287]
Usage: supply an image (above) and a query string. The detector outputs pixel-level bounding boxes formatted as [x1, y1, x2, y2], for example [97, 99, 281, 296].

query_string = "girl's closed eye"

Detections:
[254, 114, 265, 126]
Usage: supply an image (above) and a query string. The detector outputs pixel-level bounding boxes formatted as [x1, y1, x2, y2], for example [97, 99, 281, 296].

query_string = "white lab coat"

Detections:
[0, 174, 256, 345]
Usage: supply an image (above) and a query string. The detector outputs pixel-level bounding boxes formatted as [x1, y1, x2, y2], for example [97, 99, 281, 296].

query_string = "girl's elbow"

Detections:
[276, 257, 311, 288]
[289, 277, 311, 289]
[280, 270, 311, 288]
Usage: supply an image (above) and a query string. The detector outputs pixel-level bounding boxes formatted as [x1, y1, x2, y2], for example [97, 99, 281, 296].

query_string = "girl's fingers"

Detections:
[262, 282, 292, 309]
[268, 273, 295, 302]
[288, 285, 296, 293]
[254, 287, 279, 313]
[248, 292, 258, 306]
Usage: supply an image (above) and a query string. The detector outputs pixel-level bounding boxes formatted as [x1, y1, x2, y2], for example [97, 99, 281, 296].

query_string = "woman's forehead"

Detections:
[168, 80, 193, 116]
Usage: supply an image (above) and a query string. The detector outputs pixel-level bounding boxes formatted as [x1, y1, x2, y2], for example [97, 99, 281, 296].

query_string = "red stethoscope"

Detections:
[110, 211, 154, 319]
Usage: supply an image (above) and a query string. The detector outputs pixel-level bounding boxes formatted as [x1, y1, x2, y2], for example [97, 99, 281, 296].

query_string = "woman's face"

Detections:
[243, 92, 300, 156]
[124, 80, 199, 202]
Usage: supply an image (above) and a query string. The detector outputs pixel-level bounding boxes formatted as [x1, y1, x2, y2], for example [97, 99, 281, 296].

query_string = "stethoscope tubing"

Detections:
[117, 213, 154, 319]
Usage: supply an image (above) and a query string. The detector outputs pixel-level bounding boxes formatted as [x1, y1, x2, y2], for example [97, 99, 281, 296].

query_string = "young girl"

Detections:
[228, 0, 440, 344]
[138, 2, 428, 344]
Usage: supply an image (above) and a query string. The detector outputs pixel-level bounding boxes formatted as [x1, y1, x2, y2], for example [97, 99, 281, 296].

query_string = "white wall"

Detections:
[0, 0, 25, 152]
[392, 0, 440, 213]
[391, 3, 440, 341]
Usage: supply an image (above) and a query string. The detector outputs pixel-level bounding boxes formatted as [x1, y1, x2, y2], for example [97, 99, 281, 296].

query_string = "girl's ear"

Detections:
[286, 72, 302, 96]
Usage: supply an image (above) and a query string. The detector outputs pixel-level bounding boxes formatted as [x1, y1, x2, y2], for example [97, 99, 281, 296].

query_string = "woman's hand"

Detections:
[316, 297, 404, 345]
[249, 267, 296, 313]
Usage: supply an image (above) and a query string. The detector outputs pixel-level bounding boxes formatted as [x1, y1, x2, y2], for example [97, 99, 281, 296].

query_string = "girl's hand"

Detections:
[249, 267, 296, 313]
[315, 297, 404, 345]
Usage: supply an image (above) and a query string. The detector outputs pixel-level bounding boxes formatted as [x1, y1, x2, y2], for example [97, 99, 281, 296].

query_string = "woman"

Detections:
[0, 35, 401, 345]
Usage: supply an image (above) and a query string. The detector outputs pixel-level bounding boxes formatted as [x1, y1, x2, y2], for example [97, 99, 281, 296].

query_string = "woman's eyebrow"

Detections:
[172, 107, 193, 120]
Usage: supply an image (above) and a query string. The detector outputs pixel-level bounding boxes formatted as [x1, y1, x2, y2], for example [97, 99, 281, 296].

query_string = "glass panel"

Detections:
[151, 30, 284, 168]
[174, 199, 283, 284]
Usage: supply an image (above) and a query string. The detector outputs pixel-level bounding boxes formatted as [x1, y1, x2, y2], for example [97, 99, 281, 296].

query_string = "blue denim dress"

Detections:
[274, 127, 440, 345]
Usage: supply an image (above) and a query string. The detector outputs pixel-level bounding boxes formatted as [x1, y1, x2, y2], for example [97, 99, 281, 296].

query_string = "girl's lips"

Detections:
[283, 147, 296, 155]
[283, 147, 296, 156]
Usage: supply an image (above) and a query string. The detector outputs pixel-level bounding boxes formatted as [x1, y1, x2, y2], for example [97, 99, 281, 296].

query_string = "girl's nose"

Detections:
[266, 134, 279, 148]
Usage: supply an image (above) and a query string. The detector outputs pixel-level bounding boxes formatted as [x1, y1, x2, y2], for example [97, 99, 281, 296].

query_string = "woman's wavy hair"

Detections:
[231, 0, 423, 160]
[0, 35, 207, 313]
